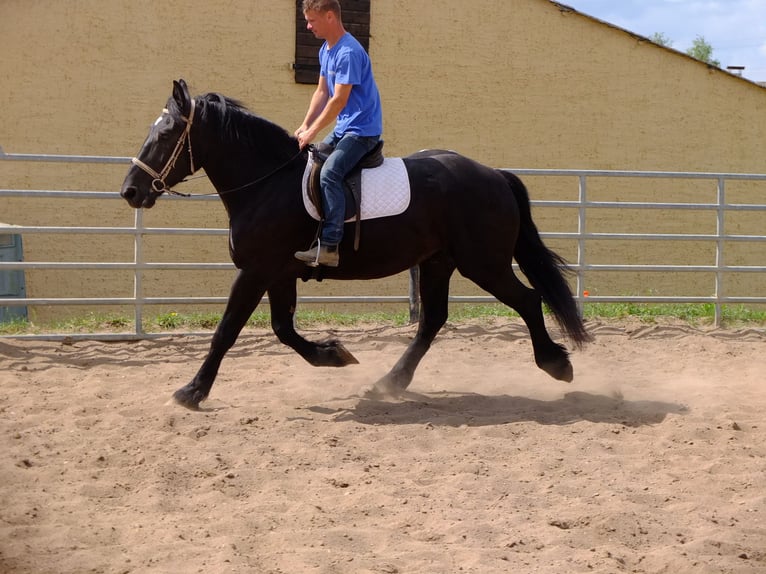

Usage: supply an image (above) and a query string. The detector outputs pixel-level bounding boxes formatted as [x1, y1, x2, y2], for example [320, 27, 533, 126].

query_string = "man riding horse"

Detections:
[293, 0, 383, 268]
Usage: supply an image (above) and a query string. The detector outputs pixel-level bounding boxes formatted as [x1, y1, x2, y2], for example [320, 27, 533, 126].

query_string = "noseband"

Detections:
[131, 98, 196, 195]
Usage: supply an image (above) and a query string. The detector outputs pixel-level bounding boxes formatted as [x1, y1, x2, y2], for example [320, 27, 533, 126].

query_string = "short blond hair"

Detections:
[302, 0, 341, 17]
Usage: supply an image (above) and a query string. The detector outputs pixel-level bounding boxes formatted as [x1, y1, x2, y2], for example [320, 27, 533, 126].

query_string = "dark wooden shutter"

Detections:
[294, 1, 371, 84]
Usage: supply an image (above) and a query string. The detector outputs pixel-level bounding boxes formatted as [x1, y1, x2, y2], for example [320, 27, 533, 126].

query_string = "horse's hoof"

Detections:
[365, 381, 398, 400]
[363, 386, 386, 400]
[333, 341, 360, 366]
[366, 372, 411, 399]
[540, 359, 574, 383]
[316, 340, 359, 366]
[172, 386, 204, 410]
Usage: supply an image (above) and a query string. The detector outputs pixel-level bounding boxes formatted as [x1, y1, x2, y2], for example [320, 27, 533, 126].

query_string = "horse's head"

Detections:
[121, 79, 198, 208]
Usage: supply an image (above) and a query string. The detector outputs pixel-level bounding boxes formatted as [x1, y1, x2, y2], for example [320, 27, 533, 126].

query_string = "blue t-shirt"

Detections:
[320, 33, 383, 137]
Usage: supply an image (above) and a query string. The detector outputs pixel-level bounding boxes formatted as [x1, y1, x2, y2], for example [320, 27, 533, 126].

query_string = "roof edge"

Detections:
[549, 1, 766, 89]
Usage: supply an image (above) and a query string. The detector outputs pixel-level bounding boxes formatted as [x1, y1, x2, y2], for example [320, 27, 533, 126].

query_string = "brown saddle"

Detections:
[307, 140, 384, 251]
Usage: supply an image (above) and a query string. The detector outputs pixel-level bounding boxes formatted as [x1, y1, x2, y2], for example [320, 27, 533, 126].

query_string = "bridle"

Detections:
[131, 98, 197, 196]
[130, 96, 304, 198]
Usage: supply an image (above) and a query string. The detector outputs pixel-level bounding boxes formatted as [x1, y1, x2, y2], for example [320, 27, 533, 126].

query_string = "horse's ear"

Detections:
[172, 79, 191, 114]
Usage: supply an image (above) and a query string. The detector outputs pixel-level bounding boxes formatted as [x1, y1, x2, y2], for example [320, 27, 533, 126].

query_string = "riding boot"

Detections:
[295, 243, 339, 267]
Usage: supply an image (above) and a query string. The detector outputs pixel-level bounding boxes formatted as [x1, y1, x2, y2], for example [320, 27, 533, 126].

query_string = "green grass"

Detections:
[1, 303, 765, 335]
[581, 302, 766, 325]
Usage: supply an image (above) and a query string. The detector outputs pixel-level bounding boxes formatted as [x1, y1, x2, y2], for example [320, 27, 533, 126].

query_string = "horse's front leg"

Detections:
[173, 269, 267, 410]
[268, 277, 358, 367]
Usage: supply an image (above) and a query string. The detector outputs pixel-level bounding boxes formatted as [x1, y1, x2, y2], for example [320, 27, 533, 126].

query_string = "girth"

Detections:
[307, 140, 384, 251]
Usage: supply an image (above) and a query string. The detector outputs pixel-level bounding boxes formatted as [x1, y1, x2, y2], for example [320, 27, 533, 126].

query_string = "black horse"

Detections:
[121, 79, 590, 410]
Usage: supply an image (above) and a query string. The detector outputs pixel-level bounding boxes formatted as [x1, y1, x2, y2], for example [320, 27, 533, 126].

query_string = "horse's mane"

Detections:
[176, 92, 300, 161]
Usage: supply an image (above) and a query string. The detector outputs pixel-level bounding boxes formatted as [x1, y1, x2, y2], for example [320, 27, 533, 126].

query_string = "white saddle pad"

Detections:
[301, 153, 411, 222]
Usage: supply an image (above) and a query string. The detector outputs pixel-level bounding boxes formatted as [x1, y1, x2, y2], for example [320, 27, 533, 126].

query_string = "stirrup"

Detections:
[295, 239, 339, 268]
[310, 239, 323, 267]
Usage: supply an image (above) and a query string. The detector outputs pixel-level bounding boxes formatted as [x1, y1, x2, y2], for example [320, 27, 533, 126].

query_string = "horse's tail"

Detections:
[499, 170, 592, 347]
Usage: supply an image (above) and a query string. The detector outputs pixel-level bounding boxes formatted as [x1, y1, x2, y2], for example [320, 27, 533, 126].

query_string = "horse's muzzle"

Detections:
[120, 185, 158, 209]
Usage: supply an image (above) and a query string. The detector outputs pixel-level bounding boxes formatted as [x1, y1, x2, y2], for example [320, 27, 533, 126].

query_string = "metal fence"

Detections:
[1, 149, 765, 340]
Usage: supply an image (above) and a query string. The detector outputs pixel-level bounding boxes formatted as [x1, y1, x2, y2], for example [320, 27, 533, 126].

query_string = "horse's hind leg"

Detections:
[372, 254, 456, 396]
[173, 269, 266, 409]
[268, 277, 358, 367]
[464, 267, 573, 382]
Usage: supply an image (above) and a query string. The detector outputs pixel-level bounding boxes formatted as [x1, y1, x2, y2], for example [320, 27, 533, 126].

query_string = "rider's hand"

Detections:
[297, 128, 316, 150]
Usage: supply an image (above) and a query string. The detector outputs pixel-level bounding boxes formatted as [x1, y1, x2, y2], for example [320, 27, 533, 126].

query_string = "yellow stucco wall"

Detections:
[1, 0, 764, 322]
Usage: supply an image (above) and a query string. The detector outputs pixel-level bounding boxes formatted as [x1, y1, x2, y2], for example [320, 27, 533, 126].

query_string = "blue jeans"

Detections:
[319, 133, 381, 245]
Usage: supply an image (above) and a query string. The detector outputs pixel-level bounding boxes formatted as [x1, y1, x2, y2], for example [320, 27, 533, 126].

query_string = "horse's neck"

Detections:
[204, 153, 307, 215]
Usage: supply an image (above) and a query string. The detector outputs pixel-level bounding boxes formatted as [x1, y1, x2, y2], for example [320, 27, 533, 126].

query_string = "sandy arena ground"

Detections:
[1, 318, 765, 573]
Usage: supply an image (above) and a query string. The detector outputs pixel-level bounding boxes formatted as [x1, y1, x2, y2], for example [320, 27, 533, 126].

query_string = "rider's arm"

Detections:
[297, 83, 352, 148]
[295, 76, 330, 137]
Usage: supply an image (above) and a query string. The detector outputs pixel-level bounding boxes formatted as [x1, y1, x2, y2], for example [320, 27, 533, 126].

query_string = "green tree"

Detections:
[686, 35, 721, 67]
[650, 32, 673, 47]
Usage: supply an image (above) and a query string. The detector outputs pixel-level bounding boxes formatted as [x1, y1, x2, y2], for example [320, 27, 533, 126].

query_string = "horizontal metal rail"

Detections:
[1, 150, 765, 339]
[510, 168, 766, 181]
[0, 148, 132, 164]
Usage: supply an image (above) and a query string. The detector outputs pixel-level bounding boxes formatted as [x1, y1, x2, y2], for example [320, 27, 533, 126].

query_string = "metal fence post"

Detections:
[576, 174, 588, 316]
[714, 177, 726, 327]
[133, 209, 145, 337]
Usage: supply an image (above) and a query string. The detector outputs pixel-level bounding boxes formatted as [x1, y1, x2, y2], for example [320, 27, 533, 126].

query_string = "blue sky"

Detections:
[561, 0, 766, 82]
